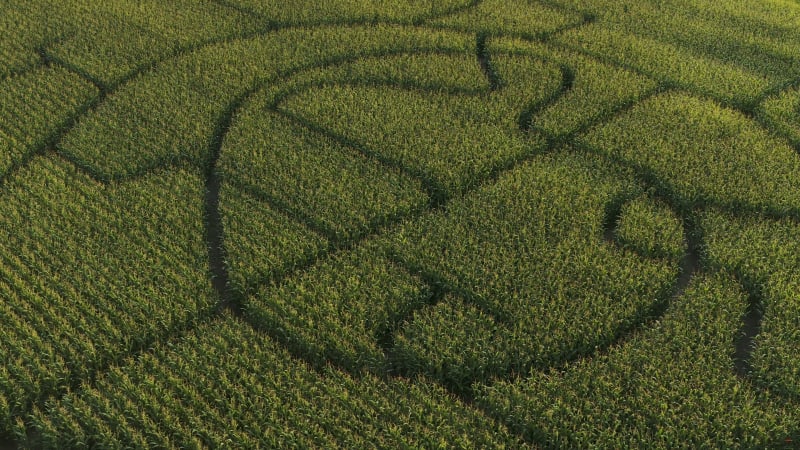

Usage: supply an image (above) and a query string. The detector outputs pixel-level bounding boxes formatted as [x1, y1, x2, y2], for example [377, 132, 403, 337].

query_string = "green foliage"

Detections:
[269, 51, 490, 98]
[431, 0, 582, 38]
[615, 195, 685, 260]
[701, 209, 800, 399]
[558, 0, 800, 79]
[219, 91, 428, 243]
[58, 25, 471, 180]
[245, 241, 429, 373]
[219, 185, 328, 294]
[3, 0, 800, 446]
[0, 67, 97, 177]
[557, 26, 769, 108]
[221, 0, 471, 25]
[392, 293, 513, 392]
[30, 315, 522, 448]
[487, 37, 659, 138]
[388, 153, 680, 387]
[758, 85, 800, 147]
[582, 92, 800, 215]
[0, 1, 66, 78]
[477, 272, 799, 448]
[282, 53, 559, 197]
[41, 0, 263, 85]
[0, 157, 215, 433]
[551, 0, 800, 107]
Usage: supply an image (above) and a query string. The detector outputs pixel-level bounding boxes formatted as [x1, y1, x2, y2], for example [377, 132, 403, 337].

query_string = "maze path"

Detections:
[2, 1, 800, 447]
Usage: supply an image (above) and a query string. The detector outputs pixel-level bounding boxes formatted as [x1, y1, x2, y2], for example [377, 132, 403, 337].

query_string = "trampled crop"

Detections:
[1, 0, 799, 448]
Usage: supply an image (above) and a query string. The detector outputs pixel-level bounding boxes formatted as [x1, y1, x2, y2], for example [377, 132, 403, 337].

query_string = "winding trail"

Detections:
[198, 2, 799, 446]
[197, 45, 488, 312]
[0, 2, 655, 447]
[205, 101, 235, 314]
[589, 144, 779, 379]
[519, 64, 574, 134]
[476, 33, 502, 90]
[558, 211, 701, 373]
[8, 1, 800, 446]
[603, 195, 701, 320]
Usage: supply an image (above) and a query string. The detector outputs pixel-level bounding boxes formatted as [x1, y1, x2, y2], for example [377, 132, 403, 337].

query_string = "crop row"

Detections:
[220, 91, 428, 244]
[278, 52, 558, 198]
[0, 157, 215, 433]
[0, 1, 62, 79]
[701, 209, 800, 400]
[387, 152, 681, 391]
[224, 148, 687, 392]
[57, 26, 473, 181]
[4, 1, 800, 446]
[25, 315, 521, 448]
[548, 0, 800, 109]
[0, 67, 97, 178]
[557, 25, 768, 109]
[245, 240, 429, 374]
[556, 0, 800, 79]
[37, 0, 261, 86]
[476, 272, 799, 448]
[485, 37, 658, 139]
[576, 89, 800, 405]
[270, 42, 653, 202]
[262, 52, 490, 111]
[430, 0, 583, 39]
[580, 91, 800, 217]
[219, 185, 329, 294]
[214, 38, 676, 387]
[222, 0, 471, 25]
[758, 85, 800, 148]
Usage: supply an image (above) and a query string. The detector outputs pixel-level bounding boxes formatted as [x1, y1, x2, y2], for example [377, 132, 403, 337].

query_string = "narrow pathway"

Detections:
[519, 65, 574, 133]
[205, 93, 254, 314]
[205, 158, 230, 312]
[675, 215, 702, 298]
[733, 288, 763, 377]
[476, 33, 502, 91]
